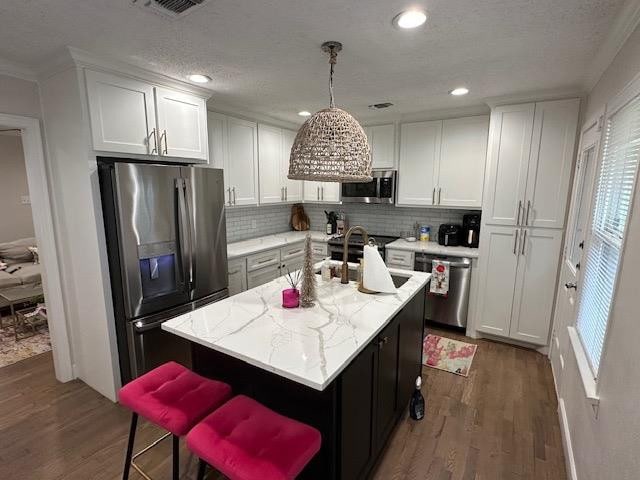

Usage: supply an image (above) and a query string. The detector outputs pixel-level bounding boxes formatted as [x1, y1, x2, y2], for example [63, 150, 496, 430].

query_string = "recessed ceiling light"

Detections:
[298, 111, 312, 117]
[393, 10, 427, 29]
[188, 74, 211, 83]
[449, 87, 470, 96]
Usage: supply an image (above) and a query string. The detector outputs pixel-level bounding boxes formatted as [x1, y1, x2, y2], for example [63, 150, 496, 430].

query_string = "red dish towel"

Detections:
[430, 260, 450, 296]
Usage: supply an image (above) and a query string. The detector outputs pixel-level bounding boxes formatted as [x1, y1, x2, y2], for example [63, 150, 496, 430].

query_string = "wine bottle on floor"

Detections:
[409, 376, 425, 420]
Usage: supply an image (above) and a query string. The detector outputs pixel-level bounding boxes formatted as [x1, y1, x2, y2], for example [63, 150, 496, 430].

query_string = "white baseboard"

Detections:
[558, 398, 578, 480]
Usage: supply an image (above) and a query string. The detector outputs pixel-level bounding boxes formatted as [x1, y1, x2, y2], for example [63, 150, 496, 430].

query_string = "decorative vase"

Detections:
[282, 288, 300, 308]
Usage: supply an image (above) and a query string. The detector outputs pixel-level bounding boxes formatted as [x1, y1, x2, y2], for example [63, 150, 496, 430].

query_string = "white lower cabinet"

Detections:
[475, 225, 563, 345]
[247, 263, 281, 289]
[311, 241, 328, 263]
[385, 249, 414, 270]
[228, 258, 247, 296]
[509, 228, 564, 344]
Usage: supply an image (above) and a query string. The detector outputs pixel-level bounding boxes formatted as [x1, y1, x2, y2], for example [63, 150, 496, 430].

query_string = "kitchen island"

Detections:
[163, 263, 430, 479]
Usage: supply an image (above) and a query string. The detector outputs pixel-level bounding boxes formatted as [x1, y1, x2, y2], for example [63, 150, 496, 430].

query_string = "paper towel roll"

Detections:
[363, 245, 397, 294]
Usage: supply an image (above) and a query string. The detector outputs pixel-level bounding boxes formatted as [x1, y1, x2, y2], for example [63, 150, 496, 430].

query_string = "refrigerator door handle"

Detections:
[183, 177, 196, 294]
[176, 178, 194, 293]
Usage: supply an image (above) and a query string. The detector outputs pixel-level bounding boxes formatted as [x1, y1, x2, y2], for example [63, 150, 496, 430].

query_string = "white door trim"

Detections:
[0, 113, 73, 381]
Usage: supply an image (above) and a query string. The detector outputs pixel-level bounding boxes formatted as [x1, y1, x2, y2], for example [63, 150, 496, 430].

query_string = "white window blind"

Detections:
[576, 93, 640, 375]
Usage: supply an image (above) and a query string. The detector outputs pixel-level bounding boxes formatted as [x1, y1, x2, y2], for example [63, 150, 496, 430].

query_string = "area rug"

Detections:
[422, 334, 477, 377]
[0, 323, 51, 368]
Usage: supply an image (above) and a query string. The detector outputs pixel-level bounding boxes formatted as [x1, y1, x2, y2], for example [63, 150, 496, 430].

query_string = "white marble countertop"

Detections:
[162, 263, 430, 391]
[386, 239, 480, 259]
[228, 231, 335, 259]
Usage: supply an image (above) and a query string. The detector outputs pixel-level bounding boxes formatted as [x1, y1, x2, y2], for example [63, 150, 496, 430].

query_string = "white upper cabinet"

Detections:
[282, 129, 303, 202]
[303, 181, 340, 203]
[85, 69, 209, 162]
[524, 99, 580, 228]
[86, 70, 156, 155]
[208, 112, 259, 206]
[397, 116, 488, 207]
[258, 124, 284, 204]
[365, 124, 395, 169]
[257, 125, 303, 204]
[438, 116, 489, 208]
[509, 227, 564, 344]
[155, 88, 208, 161]
[483, 99, 579, 228]
[397, 120, 441, 206]
[483, 104, 535, 225]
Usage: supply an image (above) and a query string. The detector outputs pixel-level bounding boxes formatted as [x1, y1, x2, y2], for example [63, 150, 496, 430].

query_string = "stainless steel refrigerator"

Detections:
[98, 159, 228, 384]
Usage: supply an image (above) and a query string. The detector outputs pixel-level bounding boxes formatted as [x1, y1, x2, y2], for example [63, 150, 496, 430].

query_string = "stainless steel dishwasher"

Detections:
[414, 254, 472, 328]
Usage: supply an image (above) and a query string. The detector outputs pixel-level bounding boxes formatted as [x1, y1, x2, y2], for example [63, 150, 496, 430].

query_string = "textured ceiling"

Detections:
[0, 0, 626, 123]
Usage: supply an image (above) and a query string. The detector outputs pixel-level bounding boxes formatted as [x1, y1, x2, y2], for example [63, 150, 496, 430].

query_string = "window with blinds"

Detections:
[576, 93, 640, 376]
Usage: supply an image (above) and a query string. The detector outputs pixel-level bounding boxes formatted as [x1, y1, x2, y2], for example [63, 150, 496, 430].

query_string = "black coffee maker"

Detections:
[462, 214, 481, 248]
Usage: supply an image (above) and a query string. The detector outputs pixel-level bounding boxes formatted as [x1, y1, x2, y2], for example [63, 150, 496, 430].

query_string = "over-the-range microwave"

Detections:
[341, 170, 396, 204]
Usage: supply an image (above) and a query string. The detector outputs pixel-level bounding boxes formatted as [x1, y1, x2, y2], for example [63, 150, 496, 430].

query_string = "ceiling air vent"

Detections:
[132, 0, 210, 19]
[368, 102, 394, 110]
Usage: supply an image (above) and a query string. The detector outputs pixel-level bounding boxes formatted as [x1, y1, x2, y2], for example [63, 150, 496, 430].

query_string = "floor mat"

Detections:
[0, 322, 51, 368]
[422, 333, 477, 377]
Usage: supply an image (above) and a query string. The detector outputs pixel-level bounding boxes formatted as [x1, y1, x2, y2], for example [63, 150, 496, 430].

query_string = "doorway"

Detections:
[0, 113, 72, 381]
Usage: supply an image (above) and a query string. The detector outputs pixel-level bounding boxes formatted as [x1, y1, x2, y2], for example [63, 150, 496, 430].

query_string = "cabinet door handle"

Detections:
[521, 229, 527, 255]
[513, 229, 519, 255]
[432, 188, 436, 205]
[516, 200, 522, 225]
[148, 128, 158, 154]
[525, 200, 531, 226]
[281, 187, 284, 201]
[285, 186, 288, 201]
[317, 186, 320, 201]
[438, 187, 441, 205]
[565, 282, 577, 290]
[159, 129, 168, 155]
[378, 336, 389, 348]
[321, 186, 324, 201]
[232, 187, 236, 205]
[227, 188, 232, 205]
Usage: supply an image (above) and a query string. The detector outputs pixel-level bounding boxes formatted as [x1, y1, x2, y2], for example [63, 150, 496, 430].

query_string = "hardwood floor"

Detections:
[0, 329, 565, 480]
[373, 328, 566, 480]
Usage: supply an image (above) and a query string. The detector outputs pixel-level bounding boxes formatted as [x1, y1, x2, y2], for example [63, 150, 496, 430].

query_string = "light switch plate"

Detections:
[20, 195, 30, 205]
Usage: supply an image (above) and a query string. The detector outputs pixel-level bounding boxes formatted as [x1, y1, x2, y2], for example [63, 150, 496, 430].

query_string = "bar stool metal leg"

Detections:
[172, 434, 180, 480]
[196, 459, 208, 480]
[122, 413, 138, 480]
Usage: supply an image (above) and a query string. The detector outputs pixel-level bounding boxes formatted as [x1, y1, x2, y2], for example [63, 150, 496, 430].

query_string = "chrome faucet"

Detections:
[341, 226, 369, 284]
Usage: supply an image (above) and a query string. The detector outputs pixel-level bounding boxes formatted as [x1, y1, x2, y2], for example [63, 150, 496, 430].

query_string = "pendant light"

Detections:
[288, 41, 372, 183]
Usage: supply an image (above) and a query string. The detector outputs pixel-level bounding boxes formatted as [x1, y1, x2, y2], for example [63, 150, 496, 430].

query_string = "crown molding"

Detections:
[483, 87, 585, 108]
[0, 58, 37, 82]
[36, 46, 213, 98]
[208, 101, 300, 130]
[585, 0, 640, 90]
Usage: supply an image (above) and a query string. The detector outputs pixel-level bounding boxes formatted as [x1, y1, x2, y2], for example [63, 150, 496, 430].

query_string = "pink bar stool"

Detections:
[187, 395, 322, 480]
[118, 361, 232, 480]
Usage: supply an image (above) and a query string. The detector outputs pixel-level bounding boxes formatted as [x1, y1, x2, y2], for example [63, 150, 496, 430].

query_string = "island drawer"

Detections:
[280, 242, 305, 262]
[246, 248, 281, 272]
[385, 249, 414, 269]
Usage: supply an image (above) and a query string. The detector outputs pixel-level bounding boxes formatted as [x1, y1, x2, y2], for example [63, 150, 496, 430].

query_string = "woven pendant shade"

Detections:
[288, 107, 372, 182]
[287, 41, 373, 183]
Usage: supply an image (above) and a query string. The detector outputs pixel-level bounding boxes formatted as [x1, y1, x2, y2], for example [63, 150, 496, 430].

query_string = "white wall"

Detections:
[0, 74, 41, 118]
[39, 67, 120, 401]
[0, 134, 35, 242]
[554, 21, 640, 480]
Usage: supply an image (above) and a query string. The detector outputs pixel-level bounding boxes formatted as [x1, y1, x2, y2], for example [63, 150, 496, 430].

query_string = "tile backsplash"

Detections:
[226, 203, 477, 243]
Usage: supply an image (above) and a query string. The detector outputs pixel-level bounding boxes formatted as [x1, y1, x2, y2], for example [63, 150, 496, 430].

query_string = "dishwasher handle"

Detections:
[414, 255, 472, 268]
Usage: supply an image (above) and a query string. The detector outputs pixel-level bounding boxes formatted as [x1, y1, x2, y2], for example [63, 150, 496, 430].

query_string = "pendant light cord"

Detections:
[328, 46, 337, 108]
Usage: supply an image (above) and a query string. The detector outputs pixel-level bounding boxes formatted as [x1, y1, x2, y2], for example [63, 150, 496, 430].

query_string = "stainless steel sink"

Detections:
[316, 269, 409, 288]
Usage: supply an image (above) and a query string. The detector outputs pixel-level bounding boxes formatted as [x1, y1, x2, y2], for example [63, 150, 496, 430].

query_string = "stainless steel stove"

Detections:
[327, 234, 399, 263]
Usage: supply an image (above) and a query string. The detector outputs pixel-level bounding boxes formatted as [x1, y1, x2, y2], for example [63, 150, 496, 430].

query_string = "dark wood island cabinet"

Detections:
[191, 285, 426, 479]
